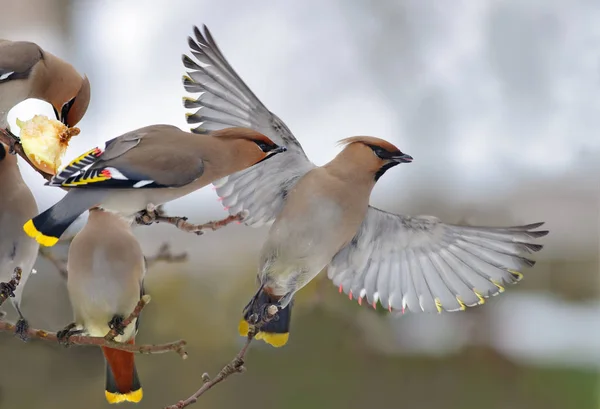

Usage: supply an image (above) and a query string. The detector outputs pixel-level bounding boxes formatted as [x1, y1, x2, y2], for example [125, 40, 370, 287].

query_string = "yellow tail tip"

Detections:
[23, 220, 59, 247]
[105, 388, 143, 404]
[238, 319, 250, 337]
[238, 319, 289, 347]
[255, 331, 289, 348]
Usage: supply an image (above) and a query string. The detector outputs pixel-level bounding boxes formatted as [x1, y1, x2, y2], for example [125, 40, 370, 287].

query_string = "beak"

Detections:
[256, 145, 287, 164]
[392, 153, 413, 163]
[267, 145, 287, 156]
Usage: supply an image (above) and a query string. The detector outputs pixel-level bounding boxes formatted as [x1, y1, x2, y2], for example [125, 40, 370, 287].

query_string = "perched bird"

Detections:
[0, 39, 91, 133]
[182, 25, 549, 347]
[0, 142, 38, 331]
[61, 208, 145, 404]
[0, 40, 89, 334]
[24, 125, 286, 246]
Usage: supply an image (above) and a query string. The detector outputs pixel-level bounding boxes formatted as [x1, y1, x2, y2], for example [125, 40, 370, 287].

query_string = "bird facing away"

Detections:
[0, 40, 89, 334]
[63, 208, 145, 404]
[0, 39, 91, 130]
[182, 25, 549, 347]
[23, 125, 286, 247]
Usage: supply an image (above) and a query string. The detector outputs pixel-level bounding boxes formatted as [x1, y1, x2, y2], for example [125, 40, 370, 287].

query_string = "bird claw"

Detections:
[108, 315, 126, 336]
[135, 209, 157, 225]
[57, 323, 84, 347]
[14, 319, 29, 342]
[0, 281, 17, 299]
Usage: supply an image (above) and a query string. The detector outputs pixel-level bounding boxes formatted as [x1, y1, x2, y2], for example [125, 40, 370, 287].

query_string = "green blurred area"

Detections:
[0, 264, 597, 409]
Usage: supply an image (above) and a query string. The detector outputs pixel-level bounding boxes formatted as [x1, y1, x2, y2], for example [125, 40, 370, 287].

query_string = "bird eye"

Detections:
[255, 140, 270, 152]
[370, 145, 388, 159]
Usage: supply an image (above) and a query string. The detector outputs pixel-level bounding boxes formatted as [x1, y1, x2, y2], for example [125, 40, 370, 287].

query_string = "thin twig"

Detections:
[0, 292, 188, 358]
[146, 243, 188, 268]
[38, 248, 68, 279]
[136, 204, 244, 235]
[0, 268, 22, 307]
[0, 320, 188, 357]
[0, 129, 53, 181]
[104, 295, 151, 341]
[165, 305, 279, 409]
[41, 239, 187, 280]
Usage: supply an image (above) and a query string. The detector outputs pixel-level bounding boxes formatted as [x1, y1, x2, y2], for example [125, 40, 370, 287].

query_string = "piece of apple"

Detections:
[16, 115, 80, 175]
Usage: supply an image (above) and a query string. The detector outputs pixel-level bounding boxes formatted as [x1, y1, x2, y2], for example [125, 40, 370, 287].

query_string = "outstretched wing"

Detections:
[183, 25, 315, 226]
[328, 206, 549, 313]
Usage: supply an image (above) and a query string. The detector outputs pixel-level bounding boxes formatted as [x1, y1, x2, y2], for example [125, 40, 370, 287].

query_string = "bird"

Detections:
[0, 39, 91, 135]
[0, 40, 90, 335]
[0, 142, 39, 334]
[181, 25, 549, 347]
[59, 208, 145, 404]
[23, 125, 286, 247]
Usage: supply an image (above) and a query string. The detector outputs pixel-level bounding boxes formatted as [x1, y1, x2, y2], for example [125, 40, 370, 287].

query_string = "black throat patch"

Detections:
[0, 143, 6, 161]
[375, 162, 399, 182]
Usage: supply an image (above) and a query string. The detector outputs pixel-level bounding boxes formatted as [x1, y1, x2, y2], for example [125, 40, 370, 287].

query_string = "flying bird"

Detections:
[182, 25, 549, 347]
[60, 208, 145, 403]
[0, 40, 90, 334]
[23, 125, 286, 246]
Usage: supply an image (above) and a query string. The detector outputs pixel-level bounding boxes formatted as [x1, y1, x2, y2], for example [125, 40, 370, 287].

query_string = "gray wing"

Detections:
[327, 206, 549, 313]
[182, 25, 314, 226]
[49, 126, 203, 188]
[0, 40, 43, 82]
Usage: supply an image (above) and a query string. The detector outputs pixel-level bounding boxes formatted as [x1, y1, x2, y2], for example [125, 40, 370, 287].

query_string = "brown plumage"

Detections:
[0, 39, 90, 128]
[0, 38, 91, 333]
[66, 208, 144, 403]
[24, 125, 286, 247]
[182, 25, 548, 348]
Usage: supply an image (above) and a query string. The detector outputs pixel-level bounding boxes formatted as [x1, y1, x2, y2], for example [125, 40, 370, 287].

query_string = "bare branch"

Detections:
[104, 295, 151, 341]
[0, 320, 188, 357]
[165, 305, 279, 409]
[38, 247, 68, 279]
[146, 243, 188, 268]
[0, 292, 188, 358]
[136, 204, 244, 235]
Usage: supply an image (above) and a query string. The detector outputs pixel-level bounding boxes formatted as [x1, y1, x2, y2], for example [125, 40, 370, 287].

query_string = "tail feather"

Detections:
[240, 288, 292, 348]
[102, 339, 142, 404]
[23, 190, 101, 247]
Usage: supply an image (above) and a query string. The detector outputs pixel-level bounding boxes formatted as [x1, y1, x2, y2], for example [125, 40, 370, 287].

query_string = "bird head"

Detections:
[35, 52, 91, 127]
[337, 136, 413, 181]
[50, 74, 91, 127]
[212, 127, 287, 168]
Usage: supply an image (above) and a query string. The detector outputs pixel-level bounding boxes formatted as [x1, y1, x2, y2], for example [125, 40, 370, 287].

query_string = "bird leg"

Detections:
[0, 281, 17, 302]
[108, 314, 126, 336]
[13, 303, 29, 342]
[134, 203, 161, 226]
[57, 322, 85, 346]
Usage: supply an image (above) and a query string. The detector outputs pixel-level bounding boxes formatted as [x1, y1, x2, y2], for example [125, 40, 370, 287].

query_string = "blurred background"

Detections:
[1, 0, 599, 408]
